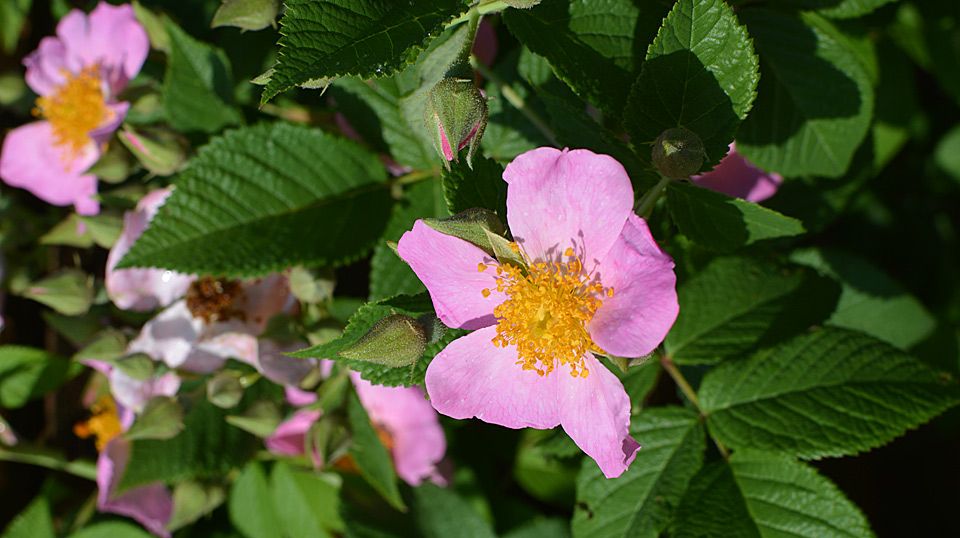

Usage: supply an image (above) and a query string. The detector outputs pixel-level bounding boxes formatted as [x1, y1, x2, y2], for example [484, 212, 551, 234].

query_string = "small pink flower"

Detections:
[266, 364, 447, 486]
[128, 275, 295, 373]
[106, 188, 194, 311]
[397, 147, 679, 478]
[692, 143, 782, 202]
[0, 2, 148, 215]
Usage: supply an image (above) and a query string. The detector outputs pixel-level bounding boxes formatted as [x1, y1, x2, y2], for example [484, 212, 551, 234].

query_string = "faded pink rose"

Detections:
[692, 143, 782, 202]
[397, 147, 679, 479]
[106, 188, 194, 311]
[0, 2, 148, 215]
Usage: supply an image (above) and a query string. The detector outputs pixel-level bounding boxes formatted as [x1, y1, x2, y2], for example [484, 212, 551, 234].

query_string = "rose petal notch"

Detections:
[425, 78, 487, 169]
[652, 127, 705, 179]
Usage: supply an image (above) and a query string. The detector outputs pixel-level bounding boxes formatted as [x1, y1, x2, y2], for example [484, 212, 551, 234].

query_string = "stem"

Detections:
[0, 445, 98, 480]
[392, 168, 438, 186]
[660, 355, 731, 459]
[635, 174, 672, 218]
[470, 57, 560, 147]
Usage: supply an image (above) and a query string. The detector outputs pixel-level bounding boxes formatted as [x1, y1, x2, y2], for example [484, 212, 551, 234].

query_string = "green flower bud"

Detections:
[340, 314, 427, 368]
[425, 78, 487, 169]
[118, 125, 188, 176]
[651, 127, 705, 179]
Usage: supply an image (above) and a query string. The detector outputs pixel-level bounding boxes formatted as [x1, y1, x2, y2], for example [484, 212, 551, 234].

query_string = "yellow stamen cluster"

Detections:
[33, 66, 110, 158]
[73, 395, 122, 451]
[481, 245, 612, 378]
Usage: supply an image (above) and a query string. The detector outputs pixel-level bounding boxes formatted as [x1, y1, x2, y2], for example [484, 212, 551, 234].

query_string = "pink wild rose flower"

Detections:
[692, 143, 782, 202]
[397, 147, 679, 479]
[266, 367, 447, 486]
[0, 2, 149, 215]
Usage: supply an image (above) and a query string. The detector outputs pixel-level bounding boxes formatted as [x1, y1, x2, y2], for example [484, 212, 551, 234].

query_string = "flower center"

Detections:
[33, 66, 110, 158]
[73, 395, 122, 451]
[481, 245, 612, 377]
[185, 277, 245, 324]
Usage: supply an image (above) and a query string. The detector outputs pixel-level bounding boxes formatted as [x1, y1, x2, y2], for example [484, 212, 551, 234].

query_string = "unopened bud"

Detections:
[340, 314, 427, 367]
[652, 127, 705, 179]
[425, 78, 487, 169]
[119, 125, 188, 176]
[207, 371, 244, 409]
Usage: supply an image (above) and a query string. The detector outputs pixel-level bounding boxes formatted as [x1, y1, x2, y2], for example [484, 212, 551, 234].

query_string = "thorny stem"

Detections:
[0, 445, 98, 480]
[470, 57, 560, 147]
[635, 174, 672, 218]
[660, 354, 731, 459]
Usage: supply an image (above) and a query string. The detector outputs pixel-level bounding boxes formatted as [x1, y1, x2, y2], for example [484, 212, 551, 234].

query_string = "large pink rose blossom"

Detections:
[106, 188, 194, 311]
[265, 366, 447, 486]
[692, 143, 782, 202]
[0, 2, 148, 215]
[397, 147, 679, 478]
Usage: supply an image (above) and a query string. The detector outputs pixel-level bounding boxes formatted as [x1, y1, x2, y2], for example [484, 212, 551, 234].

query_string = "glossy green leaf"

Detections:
[270, 463, 343, 538]
[736, 10, 874, 177]
[819, 0, 898, 19]
[666, 181, 805, 252]
[666, 256, 839, 365]
[573, 407, 705, 538]
[441, 156, 507, 218]
[700, 327, 960, 458]
[118, 123, 390, 277]
[262, 0, 468, 103]
[673, 451, 872, 538]
[626, 0, 759, 168]
[347, 391, 405, 510]
[163, 20, 243, 133]
[212, 0, 279, 31]
[1, 496, 54, 538]
[230, 462, 282, 538]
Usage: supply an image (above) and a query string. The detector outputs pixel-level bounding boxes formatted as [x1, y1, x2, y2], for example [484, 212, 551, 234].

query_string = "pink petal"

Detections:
[503, 148, 634, 263]
[128, 301, 204, 369]
[109, 369, 181, 415]
[424, 326, 560, 429]
[234, 275, 295, 334]
[195, 330, 258, 366]
[557, 353, 639, 479]
[352, 374, 446, 486]
[588, 214, 679, 357]
[472, 19, 498, 67]
[23, 37, 70, 95]
[397, 220, 503, 330]
[265, 409, 323, 467]
[56, 3, 149, 95]
[89, 101, 129, 146]
[692, 143, 783, 202]
[0, 121, 101, 215]
[98, 438, 173, 538]
[106, 188, 194, 312]
[255, 340, 317, 386]
[285, 386, 318, 407]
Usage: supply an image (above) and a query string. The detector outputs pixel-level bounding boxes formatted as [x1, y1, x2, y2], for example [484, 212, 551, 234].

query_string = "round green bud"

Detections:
[651, 127, 705, 179]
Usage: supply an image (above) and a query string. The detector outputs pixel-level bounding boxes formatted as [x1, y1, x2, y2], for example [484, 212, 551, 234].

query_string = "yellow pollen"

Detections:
[481, 288, 491, 298]
[485, 246, 610, 378]
[33, 66, 110, 158]
[74, 395, 123, 451]
[477, 263, 487, 272]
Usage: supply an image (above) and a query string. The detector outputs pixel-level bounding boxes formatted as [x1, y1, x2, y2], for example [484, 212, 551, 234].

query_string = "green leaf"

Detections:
[167, 481, 226, 532]
[125, 396, 185, 441]
[212, 0, 279, 31]
[2, 496, 54, 538]
[118, 123, 389, 277]
[0, 0, 31, 54]
[262, 0, 469, 103]
[625, 0, 759, 168]
[791, 248, 936, 350]
[441, 156, 507, 218]
[503, 0, 646, 113]
[666, 181, 805, 252]
[935, 125, 960, 184]
[347, 391, 406, 510]
[67, 522, 153, 538]
[736, 10, 874, 177]
[0, 346, 81, 408]
[414, 483, 496, 538]
[672, 451, 872, 538]
[665, 256, 839, 365]
[700, 327, 960, 458]
[572, 407, 705, 538]
[369, 179, 446, 301]
[514, 429, 579, 506]
[20, 269, 94, 316]
[270, 463, 344, 538]
[819, 0, 898, 19]
[291, 294, 459, 387]
[230, 462, 282, 538]
[163, 19, 243, 133]
[119, 395, 258, 491]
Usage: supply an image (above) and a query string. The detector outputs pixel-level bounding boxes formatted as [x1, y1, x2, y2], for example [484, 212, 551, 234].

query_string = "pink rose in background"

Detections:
[106, 188, 194, 311]
[398, 147, 679, 479]
[128, 275, 296, 373]
[265, 363, 447, 486]
[692, 143, 782, 202]
[0, 2, 149, 215]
